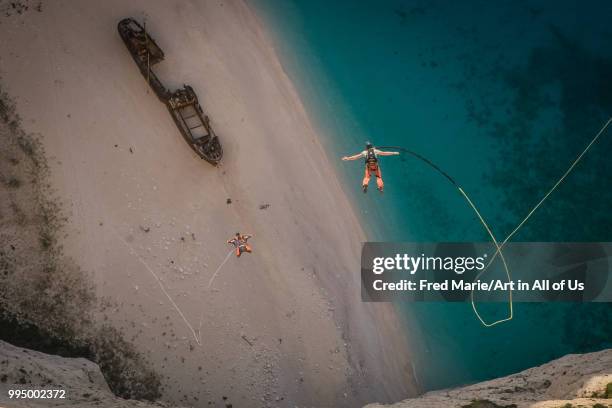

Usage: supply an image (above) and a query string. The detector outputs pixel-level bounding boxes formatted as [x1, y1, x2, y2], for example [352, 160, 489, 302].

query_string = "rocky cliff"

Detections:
[0, 339, 611, 408]
[0, 340, 179, 408]
[366, 349, 612, 408]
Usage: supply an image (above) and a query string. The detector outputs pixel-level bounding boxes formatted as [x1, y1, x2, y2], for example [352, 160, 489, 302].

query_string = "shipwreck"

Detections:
[118, 18, 223, 165]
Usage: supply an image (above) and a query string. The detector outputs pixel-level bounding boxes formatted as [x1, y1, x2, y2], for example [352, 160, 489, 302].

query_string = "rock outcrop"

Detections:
[0, 340, 178, 408]
[366, 349, 612, 408]
[0, 340, 611, 408]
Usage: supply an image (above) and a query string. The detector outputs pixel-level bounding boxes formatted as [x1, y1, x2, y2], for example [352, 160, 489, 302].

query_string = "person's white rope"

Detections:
[207, 249, 234, 289]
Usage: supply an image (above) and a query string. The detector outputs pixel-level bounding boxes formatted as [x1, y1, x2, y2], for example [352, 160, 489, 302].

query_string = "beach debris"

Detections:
[139, 225, 150, 233]
[2, 1, 41, 17]
[226, 198, 232, 204]
[241, 335, 253, 347]
[259, 203, 270, 210]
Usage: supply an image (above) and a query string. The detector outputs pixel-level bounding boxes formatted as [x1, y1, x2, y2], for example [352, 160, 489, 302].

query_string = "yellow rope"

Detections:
[459, 188, 513, 326]
[467, 117, 611, 327]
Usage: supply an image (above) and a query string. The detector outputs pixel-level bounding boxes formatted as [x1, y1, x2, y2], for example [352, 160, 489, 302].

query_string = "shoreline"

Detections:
[0, 0, 417, 405]
[249, 2, 420, 397]
[244, 1, 420, 400]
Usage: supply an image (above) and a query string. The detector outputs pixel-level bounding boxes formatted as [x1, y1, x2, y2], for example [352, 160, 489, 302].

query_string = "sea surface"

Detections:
[253, 0, 612, 392]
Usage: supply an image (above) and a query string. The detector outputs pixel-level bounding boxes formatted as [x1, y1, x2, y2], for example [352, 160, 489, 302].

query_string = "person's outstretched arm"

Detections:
[375, 149, 400, 156]
[342, 151, 365, 161]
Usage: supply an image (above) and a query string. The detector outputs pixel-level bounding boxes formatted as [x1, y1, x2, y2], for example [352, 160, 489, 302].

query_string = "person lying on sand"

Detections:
[342, 142, 399, 193]
[227, 233, 253, 257]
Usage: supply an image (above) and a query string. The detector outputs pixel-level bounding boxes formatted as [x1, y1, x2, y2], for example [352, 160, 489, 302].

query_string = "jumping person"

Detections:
[227, 232, 253, 257]
[342, 142, 399, 193]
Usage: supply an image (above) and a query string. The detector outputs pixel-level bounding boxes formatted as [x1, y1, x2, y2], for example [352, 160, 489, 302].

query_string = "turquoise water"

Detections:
[254, 0, 612, 392]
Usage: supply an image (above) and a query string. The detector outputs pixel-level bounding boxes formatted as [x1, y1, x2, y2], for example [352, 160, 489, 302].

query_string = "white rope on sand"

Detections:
[197, 249, 234, 340]
[207, 249, 234, 289]
[114, 232, 201, 345]
[116, 235, 239, 345]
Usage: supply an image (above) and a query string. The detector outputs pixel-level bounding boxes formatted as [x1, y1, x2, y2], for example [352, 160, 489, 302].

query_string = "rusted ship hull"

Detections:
[117, 18, 223, 165]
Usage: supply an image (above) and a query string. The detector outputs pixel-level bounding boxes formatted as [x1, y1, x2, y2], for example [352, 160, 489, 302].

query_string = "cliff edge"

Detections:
[366, 349, 612, 408]
[0, 340, 181, 408]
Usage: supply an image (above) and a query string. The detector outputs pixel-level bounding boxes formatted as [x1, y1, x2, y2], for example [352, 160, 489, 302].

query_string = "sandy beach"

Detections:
[0, 1, 417, 406]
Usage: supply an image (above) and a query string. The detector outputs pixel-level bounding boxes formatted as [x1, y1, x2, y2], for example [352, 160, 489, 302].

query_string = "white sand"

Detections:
[0, 0, 417, 405]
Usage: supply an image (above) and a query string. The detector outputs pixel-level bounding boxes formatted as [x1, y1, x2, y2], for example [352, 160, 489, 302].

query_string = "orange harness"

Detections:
[363, 148, 383, 191]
